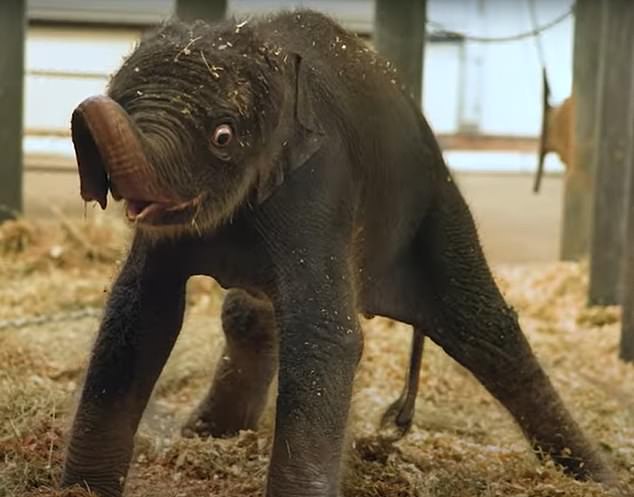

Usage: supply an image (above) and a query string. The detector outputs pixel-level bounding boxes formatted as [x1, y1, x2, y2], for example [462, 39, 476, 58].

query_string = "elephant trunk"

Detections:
[71, 95, 180, 209]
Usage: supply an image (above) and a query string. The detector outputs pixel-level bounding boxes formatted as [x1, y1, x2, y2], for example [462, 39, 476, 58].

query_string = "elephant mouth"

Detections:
[124, 195, 204, 225]
[71, 95, 201, 227]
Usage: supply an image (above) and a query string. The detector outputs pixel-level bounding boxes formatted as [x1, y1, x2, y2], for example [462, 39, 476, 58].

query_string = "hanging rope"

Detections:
[427, 4, 574, 44]
[528, 0, 555, 193]
[528, 0, 549, 69]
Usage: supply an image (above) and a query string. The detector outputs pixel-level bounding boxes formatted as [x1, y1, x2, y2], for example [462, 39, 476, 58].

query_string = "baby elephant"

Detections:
[62, 9, 614, 497]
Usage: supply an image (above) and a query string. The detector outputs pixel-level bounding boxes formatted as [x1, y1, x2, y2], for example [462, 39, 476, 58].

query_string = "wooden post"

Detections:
[0, 0, 26, 222]
[588, 0, 634, 306]
[374, 0, 427, 106]
[176, 0, 227, 23]
[619, 20, 634, 363]
[560, 0, 603, 261]
[621, 151, 634, 362]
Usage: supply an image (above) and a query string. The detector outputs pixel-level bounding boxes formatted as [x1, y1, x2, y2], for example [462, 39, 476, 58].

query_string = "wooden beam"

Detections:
[0, 0, 26, 222]
[588, 0, 634, 305]
[560, 0, 603, 261]
[437, 133, 537, 152]
[175, 0, 227, 23]
[374, 0, 426, 106]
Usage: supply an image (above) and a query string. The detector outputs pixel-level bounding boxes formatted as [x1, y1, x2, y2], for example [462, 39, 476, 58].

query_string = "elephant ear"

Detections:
[256, 54, 325, 203]
[291, 54, 324, 159]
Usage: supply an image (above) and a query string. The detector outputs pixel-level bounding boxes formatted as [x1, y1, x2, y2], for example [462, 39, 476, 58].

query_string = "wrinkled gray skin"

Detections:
[61, 10, 616, 497]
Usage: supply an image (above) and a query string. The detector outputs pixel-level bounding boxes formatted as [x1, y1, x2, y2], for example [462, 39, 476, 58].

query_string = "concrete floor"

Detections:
[453, 172, 562, 263]
[22, 169, 563, 263]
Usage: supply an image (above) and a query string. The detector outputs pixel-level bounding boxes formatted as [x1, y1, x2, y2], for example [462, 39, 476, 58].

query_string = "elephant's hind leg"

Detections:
[418, 181, 614, 484]
[182, 288, 277, 438]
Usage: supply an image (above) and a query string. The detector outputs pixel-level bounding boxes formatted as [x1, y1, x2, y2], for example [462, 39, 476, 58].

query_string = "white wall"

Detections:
[24, 26, 141, 156]
[424, 0, 574, 136]
[25, 26, 141, 132]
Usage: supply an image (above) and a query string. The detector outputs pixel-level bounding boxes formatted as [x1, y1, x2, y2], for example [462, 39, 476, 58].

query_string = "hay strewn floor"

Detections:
[0, 219, 632, 497]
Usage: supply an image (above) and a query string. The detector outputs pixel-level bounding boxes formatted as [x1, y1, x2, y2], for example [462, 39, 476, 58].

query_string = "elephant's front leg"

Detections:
[61, 242, 188, 497]
[266, 271, 362, 497]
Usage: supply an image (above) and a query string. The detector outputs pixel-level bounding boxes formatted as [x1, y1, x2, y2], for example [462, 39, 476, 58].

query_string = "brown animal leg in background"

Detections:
[182, 289, 277, 438]
[420, 180, 615, 484]
[380, 327, 425, 437]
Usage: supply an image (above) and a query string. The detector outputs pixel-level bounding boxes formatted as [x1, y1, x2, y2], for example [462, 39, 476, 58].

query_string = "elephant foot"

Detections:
[181, 396, 261, 439]
[181, 412, 217, 439]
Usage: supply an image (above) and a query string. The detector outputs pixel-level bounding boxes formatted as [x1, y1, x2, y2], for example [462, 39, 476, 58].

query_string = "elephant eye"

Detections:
[211, 124, 233, 147]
